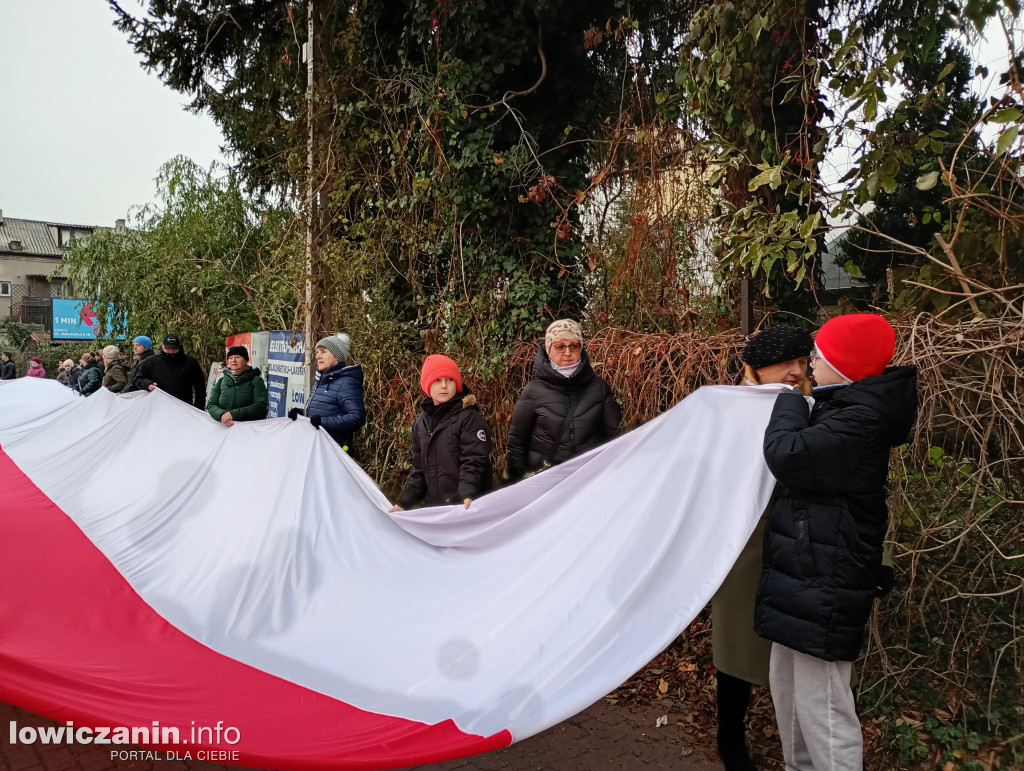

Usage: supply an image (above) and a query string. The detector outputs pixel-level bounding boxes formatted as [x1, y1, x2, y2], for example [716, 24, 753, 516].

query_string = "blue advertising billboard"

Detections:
[51, 299, 126, 340]
[267, 331, 306, 417]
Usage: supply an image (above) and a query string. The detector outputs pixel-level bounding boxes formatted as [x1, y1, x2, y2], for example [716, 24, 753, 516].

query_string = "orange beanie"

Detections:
[420, 354, 462, 395]
[814, 313, 895, 382]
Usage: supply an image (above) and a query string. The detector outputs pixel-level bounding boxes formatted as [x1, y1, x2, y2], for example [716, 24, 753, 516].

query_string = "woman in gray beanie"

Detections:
[288, 333, 365, 452]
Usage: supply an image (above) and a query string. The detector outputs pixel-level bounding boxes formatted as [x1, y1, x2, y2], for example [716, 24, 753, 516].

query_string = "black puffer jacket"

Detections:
[1, 359, 16, 380]
[132, 350, 207, 408]
[397, 390, 493, 508]
[506, 346, 621, 481]
[123, 349, 155, 393]
[754, 366, 918, 661]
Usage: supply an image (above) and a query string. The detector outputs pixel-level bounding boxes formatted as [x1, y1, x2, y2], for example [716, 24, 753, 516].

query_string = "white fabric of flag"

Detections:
[0, 377, 779, 764]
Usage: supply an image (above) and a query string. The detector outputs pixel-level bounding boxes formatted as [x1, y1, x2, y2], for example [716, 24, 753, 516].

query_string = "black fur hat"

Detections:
[742, 326, 813, 369]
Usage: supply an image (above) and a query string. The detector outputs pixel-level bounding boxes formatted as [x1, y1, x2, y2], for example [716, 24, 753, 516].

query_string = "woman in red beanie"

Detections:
[26, 356, 46, 378]
[389, 354, 493, 511]
[754, 313, 917, 770]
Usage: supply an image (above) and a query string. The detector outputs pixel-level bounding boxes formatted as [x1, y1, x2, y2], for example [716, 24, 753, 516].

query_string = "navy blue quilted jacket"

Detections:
[306, 363, 366, 449]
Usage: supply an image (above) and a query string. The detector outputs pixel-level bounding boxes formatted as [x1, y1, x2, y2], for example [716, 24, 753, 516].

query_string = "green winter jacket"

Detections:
[207, 367, 269, 422]
[102, 359, 131, 393]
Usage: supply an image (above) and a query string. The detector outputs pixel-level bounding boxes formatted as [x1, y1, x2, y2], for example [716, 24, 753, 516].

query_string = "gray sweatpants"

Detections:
[769, 643, 862, 771]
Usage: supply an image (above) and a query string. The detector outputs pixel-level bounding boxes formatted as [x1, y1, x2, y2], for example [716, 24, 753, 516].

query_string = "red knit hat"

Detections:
[420, 354, 462, 395]
[814, 313, 896, 382]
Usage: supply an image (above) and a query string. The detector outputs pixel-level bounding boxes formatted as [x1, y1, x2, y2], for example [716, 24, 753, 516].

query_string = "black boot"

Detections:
[716, 671, 758, 771]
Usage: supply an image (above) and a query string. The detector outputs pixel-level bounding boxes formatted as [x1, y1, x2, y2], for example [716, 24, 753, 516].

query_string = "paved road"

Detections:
[2, 698, 724, 771]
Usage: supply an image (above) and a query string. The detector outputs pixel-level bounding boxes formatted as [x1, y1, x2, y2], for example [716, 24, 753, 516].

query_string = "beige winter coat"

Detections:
[711, 506, 772, 687]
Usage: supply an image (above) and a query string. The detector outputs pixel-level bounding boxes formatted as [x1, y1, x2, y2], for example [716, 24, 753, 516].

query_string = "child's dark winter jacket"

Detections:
[305, 363, 365, 449]
[397, 390, 493, 508]
[754, 366, 918, 662]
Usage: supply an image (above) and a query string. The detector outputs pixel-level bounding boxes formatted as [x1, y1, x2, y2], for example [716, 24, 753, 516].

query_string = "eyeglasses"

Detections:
[551, 342, 581, 354]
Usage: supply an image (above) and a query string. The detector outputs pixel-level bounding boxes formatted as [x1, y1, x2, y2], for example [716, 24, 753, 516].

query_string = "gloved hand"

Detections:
[287, 408, 304, 421]
[779, 383, 815, 409]
[309, 415, 322, 429]
[875, 564, 896, 597]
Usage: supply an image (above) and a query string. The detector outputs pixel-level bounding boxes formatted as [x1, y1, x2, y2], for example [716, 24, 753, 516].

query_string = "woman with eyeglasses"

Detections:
[506, 319, 621, 482]
[712, 325, 812, 771]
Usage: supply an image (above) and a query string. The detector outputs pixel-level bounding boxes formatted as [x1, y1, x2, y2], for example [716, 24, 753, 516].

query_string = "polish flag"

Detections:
[0, 378, 776, 769]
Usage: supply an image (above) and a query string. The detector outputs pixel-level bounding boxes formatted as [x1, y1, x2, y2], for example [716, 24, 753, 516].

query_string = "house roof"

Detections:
[0, 216, 99, 258]
[0, 217, 62, 257]
[48, 220, 104, 230]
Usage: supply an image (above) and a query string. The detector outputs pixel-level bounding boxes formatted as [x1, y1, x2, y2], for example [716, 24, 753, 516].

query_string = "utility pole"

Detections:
[304, 0, 329, 389]
[740, 277, 753, 335]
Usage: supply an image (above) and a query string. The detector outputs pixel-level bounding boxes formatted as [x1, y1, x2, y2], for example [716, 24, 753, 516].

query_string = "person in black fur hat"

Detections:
[740, 324, 814, 392]
[713, 325, 813, 771]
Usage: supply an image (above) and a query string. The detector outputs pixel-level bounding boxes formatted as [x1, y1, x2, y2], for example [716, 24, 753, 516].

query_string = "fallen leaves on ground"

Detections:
[604, 612, 784, 767]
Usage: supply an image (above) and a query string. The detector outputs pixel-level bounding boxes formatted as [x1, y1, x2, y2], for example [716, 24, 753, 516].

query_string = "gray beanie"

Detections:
[315, 333, 351, 364]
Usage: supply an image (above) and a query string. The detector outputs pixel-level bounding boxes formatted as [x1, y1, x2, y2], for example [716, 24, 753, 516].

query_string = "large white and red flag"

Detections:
[0, 378, 777, 770]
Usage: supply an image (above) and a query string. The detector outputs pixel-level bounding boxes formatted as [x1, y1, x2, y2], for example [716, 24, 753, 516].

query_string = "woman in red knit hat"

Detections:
[25, 356, 46, 378]
[389, 354, 493, 511]
[754, 313, 917, 771]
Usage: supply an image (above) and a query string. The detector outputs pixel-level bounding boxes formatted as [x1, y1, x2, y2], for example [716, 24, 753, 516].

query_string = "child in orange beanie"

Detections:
[754, 313, 917, 770]
[389, 354, 493, 511]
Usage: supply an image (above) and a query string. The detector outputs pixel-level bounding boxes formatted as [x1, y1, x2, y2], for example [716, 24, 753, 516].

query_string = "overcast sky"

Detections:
[0, 2, 1016, 231]
[0, 1, 227, 228]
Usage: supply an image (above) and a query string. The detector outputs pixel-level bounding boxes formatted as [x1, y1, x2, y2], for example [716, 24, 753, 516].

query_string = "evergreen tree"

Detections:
[108, 1, 692, 356]
[837, 43, 982, 299]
